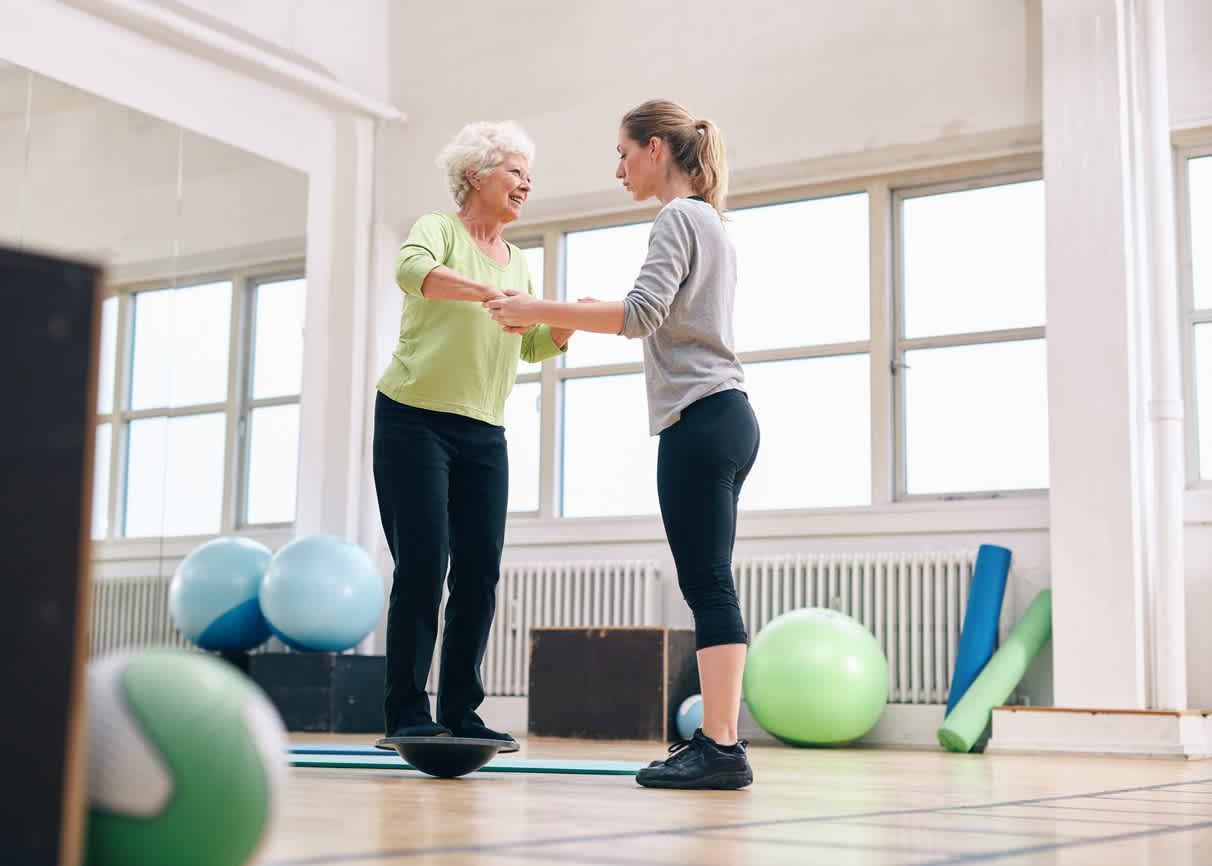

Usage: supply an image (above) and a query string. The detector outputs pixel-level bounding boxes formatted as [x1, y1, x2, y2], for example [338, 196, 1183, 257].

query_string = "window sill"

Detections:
[90, 526, 295, 578]
[1181, 488, 1212, 525]
[504, 495, 1052, 548]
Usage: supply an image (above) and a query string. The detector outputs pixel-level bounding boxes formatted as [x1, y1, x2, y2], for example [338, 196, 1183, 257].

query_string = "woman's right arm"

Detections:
[416, 264, 502, 302]
[395, 214, 501, 302]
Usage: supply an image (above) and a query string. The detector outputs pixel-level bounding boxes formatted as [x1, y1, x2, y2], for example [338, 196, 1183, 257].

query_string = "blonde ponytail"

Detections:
[692, 119, 728, 215]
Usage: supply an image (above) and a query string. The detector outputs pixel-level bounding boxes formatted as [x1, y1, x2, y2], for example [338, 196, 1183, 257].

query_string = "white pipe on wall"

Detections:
[1125, 0, 1188, 711]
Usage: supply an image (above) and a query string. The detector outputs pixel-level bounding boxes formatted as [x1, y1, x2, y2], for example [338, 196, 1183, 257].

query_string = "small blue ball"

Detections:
[676, 693, 703, 740]
[258, 534, 384, 653]
[169, 536, 273, 652]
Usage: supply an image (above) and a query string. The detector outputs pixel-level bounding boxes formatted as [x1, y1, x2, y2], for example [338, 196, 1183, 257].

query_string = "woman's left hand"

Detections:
[484, 289, 541, 328]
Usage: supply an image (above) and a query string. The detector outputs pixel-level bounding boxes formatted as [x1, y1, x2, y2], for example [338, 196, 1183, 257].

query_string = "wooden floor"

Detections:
[265, 733, 1212, 865]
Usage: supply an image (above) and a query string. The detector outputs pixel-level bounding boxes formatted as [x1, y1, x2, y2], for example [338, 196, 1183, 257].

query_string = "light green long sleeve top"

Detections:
[376, 211, 566, 426]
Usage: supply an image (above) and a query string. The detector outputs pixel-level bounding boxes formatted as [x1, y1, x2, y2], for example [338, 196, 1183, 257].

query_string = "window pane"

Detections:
[904, 339, 1049, 494]
[1192, 156, 1212, 309]
[740, 356, 871, 510]
[729, 194, 869, 351]
[96, 296, 118, 415]
[92, 423, 111, 540]
[1193, 323, 1212, 479]
[562, 374, 658, 516]
[504, 381, 540, 512]
[902, 180, 1045, 337]
[522, 246, 544, 297]
[563, 222, 649, 367]
[130, 281, 232, 409]
[251, 278, 305, 399]
[519, 247, 543, 371]
[246, 404, 299, 524]
[124, 412, 225, 536]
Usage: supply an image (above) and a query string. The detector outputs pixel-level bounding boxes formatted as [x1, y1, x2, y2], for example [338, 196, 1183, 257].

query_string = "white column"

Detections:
[295, 114, 379, 544]
[1043, 0, 1186, 709]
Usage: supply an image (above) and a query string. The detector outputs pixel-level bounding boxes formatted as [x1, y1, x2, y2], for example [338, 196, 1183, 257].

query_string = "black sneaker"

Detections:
[636, 729, 753, 790]
[447, 722, 520, 753]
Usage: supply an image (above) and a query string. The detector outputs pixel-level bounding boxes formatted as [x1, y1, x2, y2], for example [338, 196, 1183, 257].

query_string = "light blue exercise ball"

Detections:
[676, 694, 703, 739]
[258, 534, 385, 652]
[169, 536, 273, 652]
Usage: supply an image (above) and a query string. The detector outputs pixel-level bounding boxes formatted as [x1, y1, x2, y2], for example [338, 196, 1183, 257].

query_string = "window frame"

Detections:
[92, 258, 306, 547]
[892, 169, 1048, 501]
[507, 238, 547, 517]
[1178, 142, 1212, 489]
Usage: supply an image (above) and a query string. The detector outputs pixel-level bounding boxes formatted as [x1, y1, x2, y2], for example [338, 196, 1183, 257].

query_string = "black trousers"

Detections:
[657, 389, 760, 650]
[372, 392, 508, 734]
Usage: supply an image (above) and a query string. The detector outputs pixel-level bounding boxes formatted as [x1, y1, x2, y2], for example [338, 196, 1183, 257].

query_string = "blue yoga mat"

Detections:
[291, 744, 388, 756]
[288, 746, 642, 775]
[945, 544, 1012, 715]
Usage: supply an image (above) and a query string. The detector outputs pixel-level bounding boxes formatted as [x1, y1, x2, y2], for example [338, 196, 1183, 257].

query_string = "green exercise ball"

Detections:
[743, 607, 889, 746]
[84, 648, 287, 866]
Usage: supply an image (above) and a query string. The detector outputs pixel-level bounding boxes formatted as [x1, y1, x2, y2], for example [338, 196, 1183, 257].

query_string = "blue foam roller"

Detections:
[945, 544, 1012, 715]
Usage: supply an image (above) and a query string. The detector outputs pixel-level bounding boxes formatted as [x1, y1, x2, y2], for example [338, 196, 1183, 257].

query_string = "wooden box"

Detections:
[528, 627, 699, 741]
[246, 652, 385, 733]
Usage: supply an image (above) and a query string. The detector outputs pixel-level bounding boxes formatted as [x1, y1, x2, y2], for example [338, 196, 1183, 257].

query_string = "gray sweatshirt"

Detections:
[620, 196, 746, 434]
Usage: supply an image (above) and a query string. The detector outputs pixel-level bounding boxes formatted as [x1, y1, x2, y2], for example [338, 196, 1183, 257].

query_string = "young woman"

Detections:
[485, 99, 760, 789]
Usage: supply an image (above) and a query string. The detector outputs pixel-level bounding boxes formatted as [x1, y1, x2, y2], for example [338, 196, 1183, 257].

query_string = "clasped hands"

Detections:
[483, 288, 539, 332]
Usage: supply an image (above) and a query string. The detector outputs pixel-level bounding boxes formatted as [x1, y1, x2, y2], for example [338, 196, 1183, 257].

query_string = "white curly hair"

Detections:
[437, 120, 536, 207]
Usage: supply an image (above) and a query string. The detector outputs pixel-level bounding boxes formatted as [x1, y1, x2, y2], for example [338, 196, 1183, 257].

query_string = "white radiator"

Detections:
[429, 559, 661, 697]
[89, 575, 190, 656]
[89, 561, 661, 699]
[733, 552, 978, 705]
[90, 554, 968, 705]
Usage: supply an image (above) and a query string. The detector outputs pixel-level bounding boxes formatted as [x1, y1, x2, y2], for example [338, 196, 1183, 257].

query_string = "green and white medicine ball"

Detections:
[85, 648, 288, 866]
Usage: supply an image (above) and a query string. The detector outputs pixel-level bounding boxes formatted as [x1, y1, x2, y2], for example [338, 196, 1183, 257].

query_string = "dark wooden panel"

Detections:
[528, 627, 696, 741]
[331, 655, 387, 733]
[0, 246, 102, 866]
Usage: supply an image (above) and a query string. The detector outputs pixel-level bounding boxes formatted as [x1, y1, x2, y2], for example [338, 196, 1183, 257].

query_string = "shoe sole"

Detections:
[635, 770, 754, 790]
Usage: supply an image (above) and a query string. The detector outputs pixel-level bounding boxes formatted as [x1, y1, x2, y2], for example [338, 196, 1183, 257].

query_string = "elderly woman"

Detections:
[373, 121, 570, 749]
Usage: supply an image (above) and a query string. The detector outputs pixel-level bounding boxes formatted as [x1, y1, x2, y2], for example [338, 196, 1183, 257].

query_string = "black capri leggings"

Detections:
[656, 388, 760, 650]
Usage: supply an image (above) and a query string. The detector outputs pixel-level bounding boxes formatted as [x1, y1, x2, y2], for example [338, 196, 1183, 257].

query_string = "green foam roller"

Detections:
[937, 589, 1052, 753]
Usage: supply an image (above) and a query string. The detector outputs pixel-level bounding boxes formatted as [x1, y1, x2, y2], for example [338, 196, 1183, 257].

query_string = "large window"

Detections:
[897, 178, 1048, 496]
[92, 267, 306, 540]
[503, 166, 1048, 519]
[559, 222, 656, 517]
[555, 194, 875, 516]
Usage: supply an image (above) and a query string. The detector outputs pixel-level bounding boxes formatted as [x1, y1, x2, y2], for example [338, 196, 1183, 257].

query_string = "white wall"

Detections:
[152, 0, 392, 103]
[381, 0, 1042, 229]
